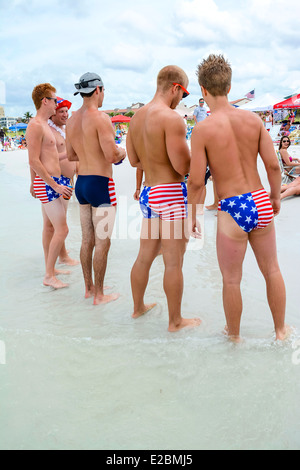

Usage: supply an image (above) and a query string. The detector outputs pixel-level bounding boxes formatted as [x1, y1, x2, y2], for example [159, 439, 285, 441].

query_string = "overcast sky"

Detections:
[1, 0, 300, 117]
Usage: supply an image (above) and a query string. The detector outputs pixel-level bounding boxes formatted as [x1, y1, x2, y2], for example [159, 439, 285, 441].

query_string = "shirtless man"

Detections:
[66, 73, 126, 305]
[27, 83, 73, 289]
[188, 54, 289, 342]
[48, 97, 79, 266]
[126, 65, 201, 332]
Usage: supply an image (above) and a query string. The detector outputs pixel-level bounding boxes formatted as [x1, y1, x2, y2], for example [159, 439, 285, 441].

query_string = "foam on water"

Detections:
[0, 150, 300, 450]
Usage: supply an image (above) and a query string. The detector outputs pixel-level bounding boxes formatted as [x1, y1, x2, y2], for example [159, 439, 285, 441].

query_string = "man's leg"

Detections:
[79, 204, 96, 299]
[161, 219, 201, 332]
[131, 218, 160, 318]
[217, 212, 248, 341]
[42, 198, 69, 289]
[41, 205, 54, 268]
[249, 221, 289, 340]
[58, 198, 80, 266]
[41, 206, 70, 277]
[92, 205, 119, 305]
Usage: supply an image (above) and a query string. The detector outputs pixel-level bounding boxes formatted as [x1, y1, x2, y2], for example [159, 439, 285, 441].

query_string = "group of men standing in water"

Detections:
[26, 54, 289, 342]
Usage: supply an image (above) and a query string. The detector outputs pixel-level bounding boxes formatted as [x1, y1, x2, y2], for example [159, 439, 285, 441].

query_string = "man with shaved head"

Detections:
[127, 65, 201, 332]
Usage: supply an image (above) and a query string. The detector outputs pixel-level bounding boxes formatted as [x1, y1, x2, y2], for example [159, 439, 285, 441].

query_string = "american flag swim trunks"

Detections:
[140, 182, 188, 221]
[218, 188, 274, 232]
[33, 175, 62, 204]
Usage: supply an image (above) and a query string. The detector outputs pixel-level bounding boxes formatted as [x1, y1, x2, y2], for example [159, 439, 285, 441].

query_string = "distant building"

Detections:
[0, 116, 17, 128]
[103, 102, 145, 116]
[0, 106, 5, 118]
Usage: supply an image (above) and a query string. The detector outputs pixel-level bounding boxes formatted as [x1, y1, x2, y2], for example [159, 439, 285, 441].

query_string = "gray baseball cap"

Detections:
[74, 72, 104, 96]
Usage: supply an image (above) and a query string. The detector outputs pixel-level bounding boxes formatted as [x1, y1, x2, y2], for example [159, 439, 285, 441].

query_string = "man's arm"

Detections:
[193, 110, 197, 125]
[258, 120, 282, 215]
[30, 167, 37, 198]
[188, 124, 208, 236]
[133, 168, 143, 200]
[165, 113, 190, 176]
[97, 114, 126, 164]
[65, 131, 79, 162]
[126, 127, 143, 169]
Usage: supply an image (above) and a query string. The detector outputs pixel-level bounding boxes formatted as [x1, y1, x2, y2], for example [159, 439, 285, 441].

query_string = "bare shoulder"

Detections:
[235, 108, 262, 126]
[165, 108, 186, 129]
[26, 118, 45, 140]
[192, 116, 213, 138]
[27, 117, 43, 132]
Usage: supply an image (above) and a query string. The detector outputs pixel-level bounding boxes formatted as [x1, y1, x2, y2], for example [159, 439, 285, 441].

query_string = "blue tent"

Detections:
[9, 123, 28, 131]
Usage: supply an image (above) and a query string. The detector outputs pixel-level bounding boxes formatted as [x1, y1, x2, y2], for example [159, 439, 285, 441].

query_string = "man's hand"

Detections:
[270, 197, 281, 217]
[54, 183, 73, 199]
[30, 184, 36, 198]
[133, 189, 141, 201]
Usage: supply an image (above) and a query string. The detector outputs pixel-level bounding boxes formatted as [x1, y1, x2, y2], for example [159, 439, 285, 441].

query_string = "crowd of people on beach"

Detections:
[0, 128, 27, 151]
[26, 54, 293, 343]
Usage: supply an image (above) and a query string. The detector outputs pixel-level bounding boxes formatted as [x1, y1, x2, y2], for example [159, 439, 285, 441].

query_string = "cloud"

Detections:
[0, 0, 300, 116]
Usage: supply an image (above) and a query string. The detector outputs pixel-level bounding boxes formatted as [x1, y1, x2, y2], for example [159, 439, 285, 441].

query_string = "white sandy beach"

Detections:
[0, 144, 300, 450]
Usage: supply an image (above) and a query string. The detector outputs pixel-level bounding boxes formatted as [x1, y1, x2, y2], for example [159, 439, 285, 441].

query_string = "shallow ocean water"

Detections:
[0, 149, 300, 450]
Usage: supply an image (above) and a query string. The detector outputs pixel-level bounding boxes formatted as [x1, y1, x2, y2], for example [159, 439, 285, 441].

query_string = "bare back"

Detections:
[195, 106, 274, 200]
[128, 101, 190, 186]
[66, 107, 116, 178]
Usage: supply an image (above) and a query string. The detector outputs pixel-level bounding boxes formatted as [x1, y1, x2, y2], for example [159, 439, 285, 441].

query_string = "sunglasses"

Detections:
[282, 140, 290, 143]
[173, 83, 190, 99]
[75, 79, 102, 90]
[42, 97, 58, 105]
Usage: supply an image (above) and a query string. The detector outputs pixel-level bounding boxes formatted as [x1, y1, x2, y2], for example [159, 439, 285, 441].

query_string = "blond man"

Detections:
[188, 55, 289, 342]
[27, 83, 73, 289]
[127, 66, 201, 332]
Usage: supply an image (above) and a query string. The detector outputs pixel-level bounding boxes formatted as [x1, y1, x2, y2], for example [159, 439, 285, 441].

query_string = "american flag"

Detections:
[245, 90, 255, 100]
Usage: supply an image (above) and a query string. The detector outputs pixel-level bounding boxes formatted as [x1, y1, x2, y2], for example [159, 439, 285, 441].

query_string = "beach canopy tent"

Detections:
[9, 123, 28, 131]
[273, 94, 300, 109]
[240, 93, 283, 112]
[111, 115, 131, 123]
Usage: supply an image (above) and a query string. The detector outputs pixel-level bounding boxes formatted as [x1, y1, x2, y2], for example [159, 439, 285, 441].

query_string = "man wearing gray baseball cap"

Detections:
[66, 72, 126, 305]
[74, 72, 104, 96]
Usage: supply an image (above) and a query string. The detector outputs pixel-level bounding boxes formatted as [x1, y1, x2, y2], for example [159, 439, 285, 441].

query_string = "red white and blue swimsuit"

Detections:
[140, 182, 188, 222]
[218, 188, 274, 232]
[33, 175, 62, 204]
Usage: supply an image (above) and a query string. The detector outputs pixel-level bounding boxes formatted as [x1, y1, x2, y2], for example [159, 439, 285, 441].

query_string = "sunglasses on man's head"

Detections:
[172, 83, 190, 99]
[75, 79, 102, 90]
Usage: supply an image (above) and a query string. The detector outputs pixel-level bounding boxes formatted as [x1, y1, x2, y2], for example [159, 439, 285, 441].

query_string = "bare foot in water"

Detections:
[55, 268, 71, 276]
[93, 293, 120, 306]
[276, 325, 292, 341]
[132, 303, 157, 319]
[168, 317, 202, 333]
[85, 286, 111, 299]
[43, 276, 69, 289]
[85, 286, 95, 299]
[222, 326, 243, 343]
[58, 257, 80, 266]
